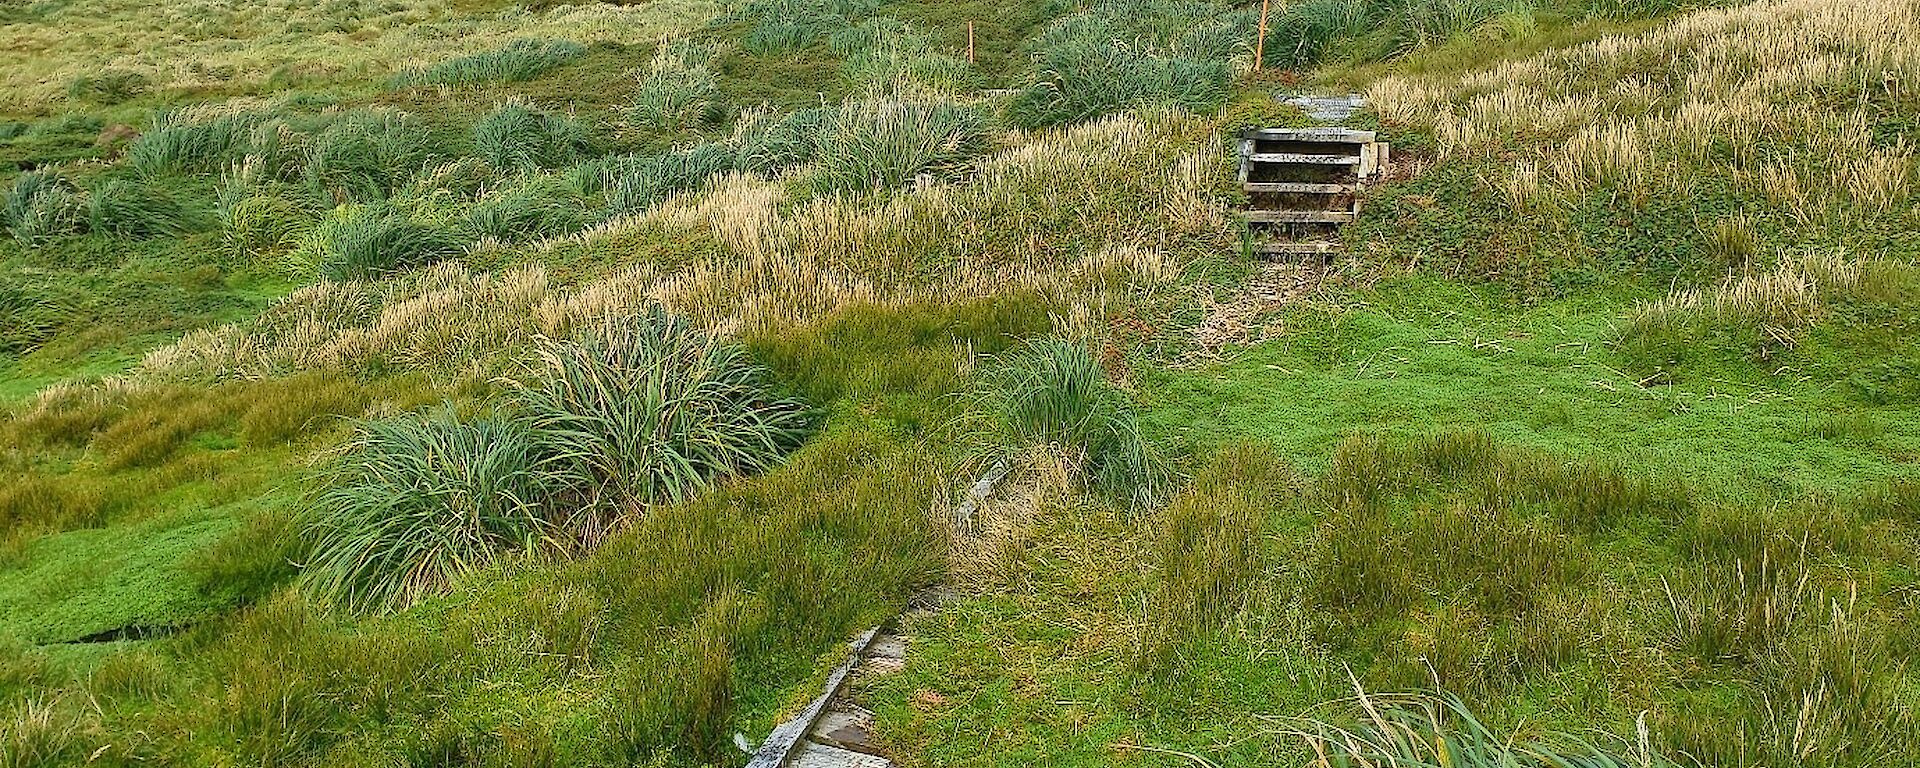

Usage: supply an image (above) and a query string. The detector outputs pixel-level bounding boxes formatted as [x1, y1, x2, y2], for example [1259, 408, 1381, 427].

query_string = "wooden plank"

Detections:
[1254, 241, 1339, 254]
[790, 742, 895, 768]
[1244, 182, 1353, 194]
[1247, 152, 1361, 166]
[1245, 210, 1355, 224]
[746, 628, 881, 768]
[1239, 127, 1376, 143]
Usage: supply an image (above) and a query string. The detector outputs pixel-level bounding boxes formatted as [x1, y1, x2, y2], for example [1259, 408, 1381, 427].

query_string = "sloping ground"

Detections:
[0, 0, 1916, 766]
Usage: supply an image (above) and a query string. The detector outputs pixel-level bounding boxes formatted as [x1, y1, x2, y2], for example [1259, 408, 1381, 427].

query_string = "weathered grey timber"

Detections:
[745, 628, 882, 768]
[1237, 123, 1390, 261]
[1284, 93, 1367, 122]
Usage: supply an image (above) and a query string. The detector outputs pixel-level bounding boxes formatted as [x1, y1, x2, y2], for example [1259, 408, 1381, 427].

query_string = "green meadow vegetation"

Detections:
[1, 0, 1916, 765]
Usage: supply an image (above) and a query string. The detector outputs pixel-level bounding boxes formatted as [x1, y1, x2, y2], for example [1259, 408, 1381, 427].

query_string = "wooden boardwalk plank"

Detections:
[1246, 210, 1356, 224]
[746, 628, 881, 768]
[1246, 152, 1361, 166]
[1244, 182, 1353, 194]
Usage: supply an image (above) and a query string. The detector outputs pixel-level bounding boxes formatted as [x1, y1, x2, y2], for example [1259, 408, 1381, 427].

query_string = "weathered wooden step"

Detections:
[1255, 240, 1340, 256]
[790, 741, 894, 768]
[1247, 152, 1362, 166]
[1241, 126, 1376, 143]
[1244, 181, 1353, 194]
[1245, 210, 1355, 224]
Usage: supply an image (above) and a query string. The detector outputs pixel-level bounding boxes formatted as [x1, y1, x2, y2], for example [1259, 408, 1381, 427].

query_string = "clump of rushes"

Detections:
[474, 101, 593, 172]
[301, 414, 573, 613]
[391, 38, 587, 89]
[1276, 686, 1682, 767]
[977, 337, 1166, 504]
[512, 309, 812, 515]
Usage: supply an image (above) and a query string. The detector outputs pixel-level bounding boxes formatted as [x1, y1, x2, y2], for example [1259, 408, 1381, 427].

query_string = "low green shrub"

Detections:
[1137, 443, 1291, 673]
[185, 506, 305, 609]
[511, 309, 813, 511]
[391, 39, 587, 89]
[297, 204, 466, 280]
[301, 413, 573, 613]
[808, 97, 991, 195]
[474, 102, 593, 171]
[976, 336, 1166, 503]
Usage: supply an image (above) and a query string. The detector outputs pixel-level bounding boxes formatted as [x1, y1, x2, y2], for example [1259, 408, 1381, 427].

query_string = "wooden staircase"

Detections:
[1237, 127, 1388, 261]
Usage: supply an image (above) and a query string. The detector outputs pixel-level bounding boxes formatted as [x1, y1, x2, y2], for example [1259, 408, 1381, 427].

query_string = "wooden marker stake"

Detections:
[1255, 0, 1270, 72]
[967, 21, 976, 64]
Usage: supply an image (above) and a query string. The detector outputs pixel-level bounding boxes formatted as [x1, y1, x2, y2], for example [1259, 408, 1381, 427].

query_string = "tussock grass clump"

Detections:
[730, 106, 832, 176]
[66, 69, 149, 104]
[512, 309, 812, 513]
[830, 17, 974, 94]
[597, 144, 734, 216]
[976, 337, 1166, 504]
[465, 177, 589, 243]
[237, 372, 369, 447]
[87, 179, 190, 237]
[1616, 253, 1920, 380]
[302, 414, 571, 613]
[1137, 443, 1291, 672]
[392, 39, 587, 89]
[0, 275, 64, 354]
[809, 97, 992, 195]
[129, 110, 264, 176]
[1010, 0, 1247, 128]
[304, 112, 439, 203]
[2, 168, 87, 244]
[733, 0, 883, 53]
[0, 697, 90, 768]
[474, 101, 594, 171]
[1278, 686, 1681, 768]
[629, 42, 725, 134]
[296, 204, 466, 281]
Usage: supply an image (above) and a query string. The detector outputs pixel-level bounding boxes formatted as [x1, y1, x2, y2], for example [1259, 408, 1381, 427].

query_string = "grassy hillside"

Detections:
[2, 0, 1917, 766]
